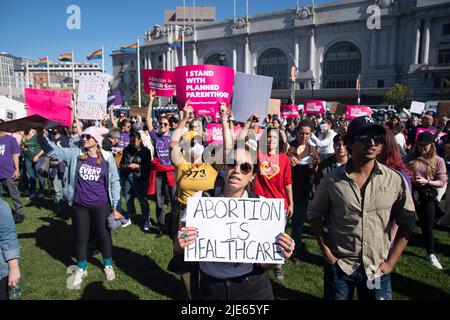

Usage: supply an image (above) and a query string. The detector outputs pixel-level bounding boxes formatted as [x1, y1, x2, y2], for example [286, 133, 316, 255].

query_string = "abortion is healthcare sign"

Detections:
[142, 69, 175, 97]
[346, 105, 372, 120]
[303, 100, 326, 115]
[25, 88, 72, 127]
[175, 65, 234, 116]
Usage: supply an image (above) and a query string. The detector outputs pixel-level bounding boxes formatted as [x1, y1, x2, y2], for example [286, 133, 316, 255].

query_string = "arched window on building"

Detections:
[257, 48, 288, 90]
[205, 53, 228, 66]
[323, 42, 361, 89]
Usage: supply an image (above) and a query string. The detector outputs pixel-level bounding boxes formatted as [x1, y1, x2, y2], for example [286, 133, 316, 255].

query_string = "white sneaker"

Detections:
[121, 219, 132, 228]
[72, 268, 88, 287]
[427, 254, 443, 270]
[104, 265, 116, 281]
[143, 220, 152, 232]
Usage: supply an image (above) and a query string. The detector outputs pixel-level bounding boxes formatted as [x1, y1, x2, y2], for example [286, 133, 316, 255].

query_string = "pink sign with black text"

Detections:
[142, 69, 175, 97]
[175, 65, 234, 116]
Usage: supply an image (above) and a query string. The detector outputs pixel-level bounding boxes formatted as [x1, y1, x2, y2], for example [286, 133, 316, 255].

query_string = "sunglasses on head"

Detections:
[226, 162, 253, 175]
[354, 134, 384, 145]
[80, 134, 93, 141]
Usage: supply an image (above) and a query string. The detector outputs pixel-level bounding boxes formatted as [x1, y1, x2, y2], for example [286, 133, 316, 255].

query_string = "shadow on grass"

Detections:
[392, 272, 450, 299]
[109, 246, 182, 300]
[80, 281, 140, 300]
[405, 229, 450, 259]
[24, 197, 56, 212]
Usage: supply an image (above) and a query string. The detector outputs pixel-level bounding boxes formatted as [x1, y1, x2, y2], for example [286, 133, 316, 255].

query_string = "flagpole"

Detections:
[182, 0, 186, 66]
[72, 50, 75, 90]
[137, 37, 142, 108]
[26, 61, 30, 88]
[102, 44, 105, 73]
[357, 74, 361, 105]
[47, 56, 50, 88]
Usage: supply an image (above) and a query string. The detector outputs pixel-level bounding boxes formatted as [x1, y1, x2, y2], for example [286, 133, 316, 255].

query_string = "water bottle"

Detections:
[9, 284, 22, 300]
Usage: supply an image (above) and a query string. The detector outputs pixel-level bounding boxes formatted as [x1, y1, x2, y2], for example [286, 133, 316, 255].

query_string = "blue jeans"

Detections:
[24, 157, 46, 194]
[124, 174, 150, 222]
[290, 198, 309, 258]
[323, 262, 392, 300]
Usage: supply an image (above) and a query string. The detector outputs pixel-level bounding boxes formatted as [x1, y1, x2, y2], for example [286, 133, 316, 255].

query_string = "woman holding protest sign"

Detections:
[168, 101, 221, 299]
[146, 90, 176, 236]
[41, 126, 121, 287]
[287, 119, 320, 265]
[174, 103, 295, 300]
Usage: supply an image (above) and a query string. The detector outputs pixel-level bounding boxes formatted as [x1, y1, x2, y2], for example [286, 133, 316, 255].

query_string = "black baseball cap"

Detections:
[416, 131, 435, 146]
[347, 116, 386, 136]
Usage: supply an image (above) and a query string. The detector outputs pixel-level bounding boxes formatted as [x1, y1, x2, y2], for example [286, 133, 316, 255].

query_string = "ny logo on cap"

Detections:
[364, 116, 374, 124]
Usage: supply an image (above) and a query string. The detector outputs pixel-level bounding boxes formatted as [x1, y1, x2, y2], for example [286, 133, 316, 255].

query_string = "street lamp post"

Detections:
[311, 79, 316, 100]
[288, 53, 297, 104]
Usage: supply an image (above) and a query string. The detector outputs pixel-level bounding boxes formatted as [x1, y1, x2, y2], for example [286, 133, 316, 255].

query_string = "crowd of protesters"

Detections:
[1, 92, 450, 300]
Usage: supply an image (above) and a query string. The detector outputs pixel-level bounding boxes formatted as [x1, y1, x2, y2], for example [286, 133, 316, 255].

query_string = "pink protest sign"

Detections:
[346, 105, 372, 120]
[175, 65, 234, 116]
[142, 69, 175, 97]
[25, 88, 72, 127]
[415, 128, 447, 142]
[280, 105, 299, 118]
[206, 124, 263, 144]
[304, 100, 326, 114]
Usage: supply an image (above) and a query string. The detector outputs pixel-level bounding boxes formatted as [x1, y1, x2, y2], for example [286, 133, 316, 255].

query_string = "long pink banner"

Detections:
[142, 69, 175, 97]
[346, 105, 372, 120]
[175, 65, 234, 116]
[304, 100, 326, 114]
[280, 105, 299, 118]
[415, 128, 447, 142]
[25, 88, 72, 127]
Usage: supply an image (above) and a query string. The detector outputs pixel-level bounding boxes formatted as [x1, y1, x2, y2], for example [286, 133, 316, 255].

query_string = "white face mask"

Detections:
[320, 124, 329, 132]
[317, 118, 323, 125]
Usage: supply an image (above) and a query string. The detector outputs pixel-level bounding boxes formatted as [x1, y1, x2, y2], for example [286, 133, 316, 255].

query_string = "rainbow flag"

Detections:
[171, 37, 182, 49]
[86, 48, 102, 60]
[36, 57, 48, 67]
[120, 42, 138, 53]
[58, 53, 73, 62]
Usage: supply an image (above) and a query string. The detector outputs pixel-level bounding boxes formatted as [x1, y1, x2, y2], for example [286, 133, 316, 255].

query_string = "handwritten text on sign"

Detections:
[175, 65, 234, 116]
[25, 88, 72, 127]
[142, 69, 175, 97]
[77, 75, 109, 120]
[185, 197, 285, 264]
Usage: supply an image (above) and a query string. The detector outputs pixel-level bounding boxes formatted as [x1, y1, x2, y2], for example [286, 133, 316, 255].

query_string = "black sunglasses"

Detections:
[159, 122, 169, 127]
[354, 134, 385, 145]
[226, 162, 253, 175]
[80, 134, 93, 141]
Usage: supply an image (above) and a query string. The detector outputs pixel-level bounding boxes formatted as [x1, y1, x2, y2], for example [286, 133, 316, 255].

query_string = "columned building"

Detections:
[112, 0, 450, 105]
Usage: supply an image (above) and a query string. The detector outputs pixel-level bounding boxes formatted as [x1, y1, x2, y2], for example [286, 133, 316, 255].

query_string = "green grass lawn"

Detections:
[4, 195, 450, 300]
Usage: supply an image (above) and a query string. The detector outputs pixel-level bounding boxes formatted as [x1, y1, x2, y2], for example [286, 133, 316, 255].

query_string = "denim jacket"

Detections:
[43, 137, 121, 208]
[0, 199, 20, 280]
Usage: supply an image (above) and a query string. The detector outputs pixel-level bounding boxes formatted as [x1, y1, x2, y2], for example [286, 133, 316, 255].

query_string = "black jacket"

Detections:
[120, 143, 151, 182]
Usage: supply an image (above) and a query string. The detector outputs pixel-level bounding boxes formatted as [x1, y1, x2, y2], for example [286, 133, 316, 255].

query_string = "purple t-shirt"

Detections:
[118, 131, 130, 149]
[73, 156, 108, 207]
[150, 129, 171, 166]
[0, 135, 20, 180]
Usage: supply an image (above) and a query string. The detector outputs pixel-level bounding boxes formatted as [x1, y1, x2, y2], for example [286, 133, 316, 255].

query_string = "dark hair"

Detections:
[121, 119, 131, 128]
[333, 133, 345, 145]
[392, 122, 405, 135]
[265, 127, 286, 154]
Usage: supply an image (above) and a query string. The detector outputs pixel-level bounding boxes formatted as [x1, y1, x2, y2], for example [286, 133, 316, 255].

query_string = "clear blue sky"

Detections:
[0, 0, 333, 74]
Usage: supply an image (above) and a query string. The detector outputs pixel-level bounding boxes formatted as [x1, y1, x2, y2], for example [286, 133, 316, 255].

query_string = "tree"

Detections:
[384, 83, 413, 112]
[130, 84, 159, 107]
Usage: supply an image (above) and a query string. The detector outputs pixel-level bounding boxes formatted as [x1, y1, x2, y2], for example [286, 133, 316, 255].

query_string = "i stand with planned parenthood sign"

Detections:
[184, 197, 285, 264]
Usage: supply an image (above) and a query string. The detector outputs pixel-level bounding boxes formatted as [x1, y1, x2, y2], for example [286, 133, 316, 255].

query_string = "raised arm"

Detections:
[146, 89, 156, 132]
[170, 101, 192, 166]
[237, 114, 259, 142]
[220, 103, 233, 165]
[109, 104, 118, 128]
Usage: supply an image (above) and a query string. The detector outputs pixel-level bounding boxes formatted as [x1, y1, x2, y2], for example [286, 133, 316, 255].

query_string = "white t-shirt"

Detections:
[395, 133, 406, 149]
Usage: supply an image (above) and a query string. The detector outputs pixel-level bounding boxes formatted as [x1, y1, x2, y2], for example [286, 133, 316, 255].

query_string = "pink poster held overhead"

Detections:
[142, 69, 175, 97]
[206, 124, 263, 144]
[303, 100, 326, 114]
[346, 105, 372, 120]
[415, 127, 447, 142]
[280, 105, 299, 118]
[175, 65, 234, 116]
[25, 88, 72, 127]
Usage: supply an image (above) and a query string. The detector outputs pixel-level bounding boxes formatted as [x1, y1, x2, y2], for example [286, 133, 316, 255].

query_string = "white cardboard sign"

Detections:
[185, 197, 285, 264]
[231, 72, 273, 123]
[77, 75, 109, 120]
[410, 101, 425, 115]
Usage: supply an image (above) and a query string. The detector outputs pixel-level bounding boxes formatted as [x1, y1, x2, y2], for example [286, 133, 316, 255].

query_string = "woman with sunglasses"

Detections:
[287, 120, 320, 265]
[174, 104, 295, 300]
[405, 131, 447, 270]
[43, 126, 121, 287]
[146, 90, 176, 236]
